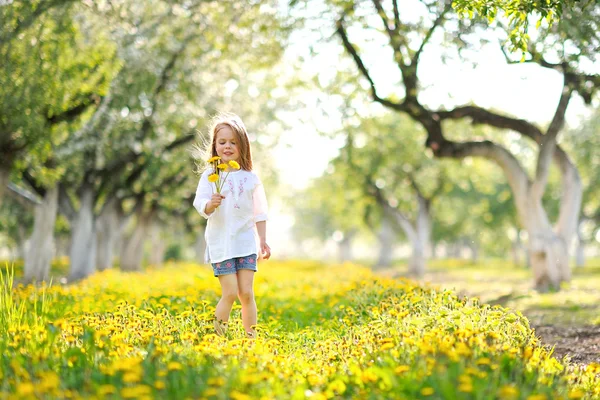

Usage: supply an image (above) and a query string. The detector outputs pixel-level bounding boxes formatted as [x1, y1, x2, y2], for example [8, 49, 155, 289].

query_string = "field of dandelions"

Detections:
[1, 259, 599, 400]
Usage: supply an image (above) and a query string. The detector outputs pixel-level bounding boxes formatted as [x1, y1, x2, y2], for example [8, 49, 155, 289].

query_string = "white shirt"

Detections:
[193, 169, 268, 263]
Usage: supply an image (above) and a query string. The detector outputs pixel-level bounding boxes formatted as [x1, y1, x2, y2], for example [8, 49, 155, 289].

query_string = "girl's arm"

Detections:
[256, 221, 271, 260]
[253, 175, 270, 259]
[193, 171, 215, 219]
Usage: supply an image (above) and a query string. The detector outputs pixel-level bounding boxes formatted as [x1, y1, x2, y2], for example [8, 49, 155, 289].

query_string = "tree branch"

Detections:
[336, 17, 406, 112]
[436, 105, 544, 140]
[435, 139, 530, 210]
[392, 0, 400, 31]
[6, 182, 41, 206]
[366, 176, 416, 241]
[531, 79, 573, 200]
[46, 94, 101, 125]
[412, 3, 451, 66]
[22, 170, 46, 197]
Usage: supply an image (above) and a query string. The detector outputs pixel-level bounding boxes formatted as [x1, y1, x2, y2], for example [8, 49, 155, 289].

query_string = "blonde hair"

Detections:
[191, 112, 253, 173]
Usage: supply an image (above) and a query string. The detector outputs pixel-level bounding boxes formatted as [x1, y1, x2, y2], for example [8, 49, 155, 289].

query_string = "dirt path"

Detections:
[532, 324, 600, 366]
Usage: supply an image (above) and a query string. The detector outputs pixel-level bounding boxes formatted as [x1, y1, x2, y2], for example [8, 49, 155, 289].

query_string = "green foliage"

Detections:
[451, 0, 581, 53]
[0, 4, 119, 182]
[163, 244, 183, 261]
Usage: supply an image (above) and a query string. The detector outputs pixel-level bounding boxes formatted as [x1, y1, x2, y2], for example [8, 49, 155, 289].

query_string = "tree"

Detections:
[324, 0, 599, 290]
[3, 0, 290, 280]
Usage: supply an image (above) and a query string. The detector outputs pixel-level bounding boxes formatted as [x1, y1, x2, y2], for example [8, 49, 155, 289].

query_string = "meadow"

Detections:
[1, 259, 599, 399]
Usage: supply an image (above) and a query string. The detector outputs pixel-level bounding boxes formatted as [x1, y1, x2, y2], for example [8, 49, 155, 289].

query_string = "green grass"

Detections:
[390, 258, 600, 326]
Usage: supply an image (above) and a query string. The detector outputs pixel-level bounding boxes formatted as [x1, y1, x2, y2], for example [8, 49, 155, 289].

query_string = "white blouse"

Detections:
[193, 169, 268, 264]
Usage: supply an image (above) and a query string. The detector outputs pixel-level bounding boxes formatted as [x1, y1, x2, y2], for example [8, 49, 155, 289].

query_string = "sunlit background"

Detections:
[1, 0, 599, 278]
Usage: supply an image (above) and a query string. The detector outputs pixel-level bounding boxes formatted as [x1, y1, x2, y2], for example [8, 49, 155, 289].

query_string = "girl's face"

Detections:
[215, 125, 240, 164]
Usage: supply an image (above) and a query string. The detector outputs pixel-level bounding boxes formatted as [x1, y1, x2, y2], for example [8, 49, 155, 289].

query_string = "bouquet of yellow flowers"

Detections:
[207, 156, 241, 194]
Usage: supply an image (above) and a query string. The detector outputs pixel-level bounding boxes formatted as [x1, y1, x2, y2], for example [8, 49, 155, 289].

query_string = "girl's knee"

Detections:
[222, 292, 238, 303]
[237, 289, 254, 303]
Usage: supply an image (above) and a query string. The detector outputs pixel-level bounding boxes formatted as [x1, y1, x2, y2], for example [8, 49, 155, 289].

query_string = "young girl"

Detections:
[193, 112, 271, 339]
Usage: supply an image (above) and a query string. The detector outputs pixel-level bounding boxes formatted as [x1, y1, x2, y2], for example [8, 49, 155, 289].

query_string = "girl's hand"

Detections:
[205, 193, 225, 214]
[260, 240, 271, 260]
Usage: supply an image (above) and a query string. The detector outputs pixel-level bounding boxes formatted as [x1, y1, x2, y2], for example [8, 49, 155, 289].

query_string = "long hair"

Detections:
[191, 112, 253, 173]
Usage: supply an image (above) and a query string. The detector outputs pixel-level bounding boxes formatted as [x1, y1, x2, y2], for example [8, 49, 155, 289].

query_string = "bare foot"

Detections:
[214, 319, 228, 336]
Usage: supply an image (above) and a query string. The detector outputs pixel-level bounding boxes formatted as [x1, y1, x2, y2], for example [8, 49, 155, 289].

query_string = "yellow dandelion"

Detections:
[380, 342, 395, 351]
[97, 385, 117, 396]
[208, 156, 221, 162]
[228, 160, 240, 169]
[458, 382, 473, 393]
[167, 361, 183, 371]
[217, 163, 227, 170]
[568, 389, 586, 400]
[421, 387, 434, 396]
[526, 395, 547, 400]
[394, 365, 410, 374]
[230, 390, 251, 400]
[587, 363, 600, 374]
[16, 382, 35, 396]
[208, 174, 219, 183]
[498, 385, 519, 399]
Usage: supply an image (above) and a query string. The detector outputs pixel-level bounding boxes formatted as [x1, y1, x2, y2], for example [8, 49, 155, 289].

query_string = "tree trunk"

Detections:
[148, 221, 166, 266]
[0, 167, 8, 208]
[23, 186, 58, 283]
[375, 216, 395, 268]
[195, 225, 206, 263]
[575, 225, 585, 268]
[96, 197, 127, 271]
[68, 186, 97, 281]
[407, 196, 430, 277]
[430, 241, 438, 259]
[434, 134, 579, 291]
[338, 229, 356, 263]
[575, 238, 585, 268]
[16, 224, 29, 261]
[120, 207, 155, 272]
[511, 230, 526, 267]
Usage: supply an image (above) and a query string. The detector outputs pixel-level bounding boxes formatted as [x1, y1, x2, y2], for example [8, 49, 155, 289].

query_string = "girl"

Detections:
[193, 112, 271, 339]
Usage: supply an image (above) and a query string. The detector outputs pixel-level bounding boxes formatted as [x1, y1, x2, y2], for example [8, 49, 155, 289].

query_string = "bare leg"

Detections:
[214, 274, 238, 335]
[236, 269, 257, 337]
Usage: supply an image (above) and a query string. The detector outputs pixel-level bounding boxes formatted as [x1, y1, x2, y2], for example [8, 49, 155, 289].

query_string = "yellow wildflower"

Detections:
[568, 389, 586, 399]
[208, 174, 219, 183]
[208, 156, 221, 162]
[395, 365, 410, 374]
[458, 382, 473, 393]
[380, 342, 394, 351]
[230, 390, 251, 400]
[167, 361, 183, 371]
[217, 163, 227, 170]
[421, 387, 434, 396]
[498, 385, 519, 399]
[16, 382, 35, 396]
[97, 385, 117, 396]
[526, 395, 547, 400]
[228, 160, 240, 169]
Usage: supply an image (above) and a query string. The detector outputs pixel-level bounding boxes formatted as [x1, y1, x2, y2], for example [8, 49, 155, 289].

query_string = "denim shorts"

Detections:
[211, 254, 257, 277]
